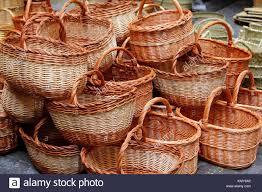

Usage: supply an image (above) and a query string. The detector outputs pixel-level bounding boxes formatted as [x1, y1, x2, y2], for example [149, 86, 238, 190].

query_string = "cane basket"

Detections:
[128, 0, 194, 63]
[84, 0, 136, 44]
[136, 97, 200, 174]
[55, 0, 117, 71]
[1, 82, 45, 124]
[196, 20, 252, 89]
[48, 70, 136, 146]
[81, 125, 183, 174]
[95, 47, 155, 117]
[177, 87, 261, 169]
[153, 43, 228, 107]
[0, 13, 91, 99]
[19, 118, 83, 174]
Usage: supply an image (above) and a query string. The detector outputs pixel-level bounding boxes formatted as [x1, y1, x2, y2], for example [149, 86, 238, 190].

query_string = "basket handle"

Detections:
[137, 0, 184, 20]
[20, 13, 67, 49]
[195, 20, 233, 47]
[33, 117, 48, 145]
[135, 3, 165, 15]
[69, 70, 105, 107]
[24, 0, 52, 20]
[115, 40, 139, 66]
[0, 8, 15, 20]
[172, 43, 202, 75]
[232, 70, 257, 105]
[59, 0, 88, 19]
[95, 47, 138, 70]
[202, 86, 232, 125]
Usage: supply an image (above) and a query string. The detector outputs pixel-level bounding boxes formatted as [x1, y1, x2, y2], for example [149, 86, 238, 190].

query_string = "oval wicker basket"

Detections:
[81, 124, 183, 174]
[95, 47, 155, 117]
[84, 0, 136, 44]
[196, 20, 252, 89]
[19, 118, 83, 174]
[128, 0, 194, 63]
[153, 43, 228, 107]
[1, 82, 45, 124]
[55, 0, 117, 71]
[136, 97, 201, 174]
[12, 0, 53, 33]
[48, 70, 136, 146]
[177, 87, 262, 169]
[0, 91, 17, 155]
[0, 13, 92, 99]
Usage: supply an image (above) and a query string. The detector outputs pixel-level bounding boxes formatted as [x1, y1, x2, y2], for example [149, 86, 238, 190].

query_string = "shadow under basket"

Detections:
[19, 119, 83, 174]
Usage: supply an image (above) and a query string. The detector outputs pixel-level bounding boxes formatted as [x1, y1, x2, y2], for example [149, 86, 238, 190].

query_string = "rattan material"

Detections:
[12, 0, 53, 33]
[95, 47, 155, 117]
[19, 118, 83, 174]
[0, 13, 93, 99]
[0, 0, 24, 9]
[0, 9, 16, 42]
[128, 0, 194, 63]
[196, 20, 252, 89]
[84, 0, 136, 44]
[48, 70, 136, 146]
[1, 82, 45, 124]
[55, 0, 117, 71]
[177, 87, 262, 169]
[136, 97, 201, 174]
[0, 88, 17, 154]
[153, 43, 228, 107]
[81, 125, 183, 174]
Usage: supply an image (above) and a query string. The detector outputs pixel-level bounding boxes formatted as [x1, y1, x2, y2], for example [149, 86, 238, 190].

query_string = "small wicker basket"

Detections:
[19, 118, 83, 174]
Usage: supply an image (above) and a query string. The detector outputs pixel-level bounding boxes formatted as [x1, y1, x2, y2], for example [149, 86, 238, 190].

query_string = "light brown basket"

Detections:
[0, 0, 24, 9]
[0, 13, 92, 99]
[153, 43, 228, 107]
[84, 0, 136, 44]
[1, 82, 45, 124]
[19, 118, 83, 174]
[81, 124, 183, 174]
[48, 70, 136, 146]
[177, 87, 262, 169]
[0, 8, 16, 42]
[136, 97, 201, 174]
[232, 70, 262, 144]
[55, 0, 117, 71]
[128, 0, 194, 63]
[95, 47, 155, 117]
[12, 0, 53, 33]
[196, 20, 252, 89]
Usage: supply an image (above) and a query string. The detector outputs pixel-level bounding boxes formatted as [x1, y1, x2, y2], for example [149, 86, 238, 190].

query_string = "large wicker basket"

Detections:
[136, 97, 201, 174]
[128, 0, 194, 64]
[81, 125, 183, 174]
[54, 0, 117, 71]
[95, 47, 155, 117]
[196, 20, 252, 89]
[1, 82, 45, 124]
[19, 118, 83, 174]
[0, 13, 92, 99]
[177, 87, 261, 169]
[84, 0, 136, 44]
[153, 43, 228, 107]
[48, 70, 136, 146]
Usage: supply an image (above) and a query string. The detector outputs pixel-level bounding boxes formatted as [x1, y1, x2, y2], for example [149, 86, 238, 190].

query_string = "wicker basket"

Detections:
[1, 82, 45, 124]
[81, 124, 183, 174]
[0, 90, 17, 154]
[0, 0, 24, 9]
[136, 97, 201, 174]
[12, 0, 53, 33]
[54, 0, 117, 71]
[196, 20, 252, 89]
[84, 0, 136, 44]
[95, 47, 155, 117]
[0, 13, 93, 99]
[128, 0, 194, 63]
[177, 87, 261, 169]
[19, 118, 83, 174]
[48, 70, 136, 146]
[153, 43, 228, 107]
